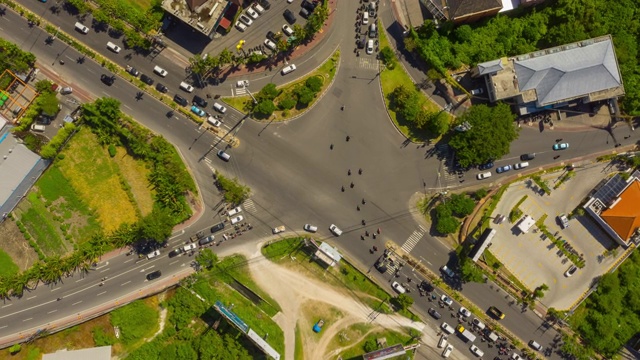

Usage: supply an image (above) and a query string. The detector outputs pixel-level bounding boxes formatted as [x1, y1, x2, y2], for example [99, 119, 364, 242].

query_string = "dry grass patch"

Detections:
[112, 147, 154, 216]
[57, 128, 138, 232]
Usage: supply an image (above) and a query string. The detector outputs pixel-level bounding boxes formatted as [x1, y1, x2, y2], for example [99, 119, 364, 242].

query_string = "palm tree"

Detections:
[8, 273, 29, 298]
[25, 262, 44, 290]
[0, 276, 10, 300]
[63, 252, 84, 277]
[43, 256, 64, 285]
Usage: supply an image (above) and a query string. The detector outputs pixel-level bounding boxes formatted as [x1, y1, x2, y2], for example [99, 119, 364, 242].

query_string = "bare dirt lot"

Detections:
[240, 246, 425, 360]
[0, 218, 38, 272]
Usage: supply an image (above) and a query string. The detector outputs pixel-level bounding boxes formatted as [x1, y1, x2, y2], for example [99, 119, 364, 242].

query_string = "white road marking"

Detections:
[2, 304, 12, 308]
[97, 292, 106, 296]
[27, 296, 36, 300]
[47, 310, 57, 314]
[72, 301, 82, 306]
[121, 281, 131, 286]
[51, 288, 61, 292]
[22, 318, 32, 322]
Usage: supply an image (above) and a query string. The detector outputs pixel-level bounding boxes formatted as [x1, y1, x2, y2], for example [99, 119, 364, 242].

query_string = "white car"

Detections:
[153, 65, 168, 77]
[264, 39, 277, 51]
[441, 294, 453, 306]
[235, 21, 247, 32]
[246, 8, 259, 19]
[236, 80, 250, 88]
[329, 224, 342, 236]
[287, 0, 294, 3]
[206, 116, 222, 127]
[183, 243, 197, 252]
[564, 265, 578, 277]
[282, 24, 294, 36]
[391, 281, 406, 294]
[470, 345, 484, 357]
[303, 224, 318, 232]
[476, 171, 492, 180]
[511, 353, 523, 360]
[272, 225, 285, 234]
[146, 250, 160, 259]
[366, 39, 374, 55]
[239, 14, 253, 26]
[471, 318, 485, 330]
[228, 206, 242, 216]
[441, 322, 455, 335]
[459, 307, 471, 317]
[281, 64, 297, 75]
[231, 215, 244, 225]
[213, 102, 227, 113]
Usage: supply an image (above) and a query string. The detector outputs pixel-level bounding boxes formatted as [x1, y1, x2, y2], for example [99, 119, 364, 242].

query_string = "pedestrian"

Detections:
[348, 169, 351, 176]
[357, 205, 360, 211]
[362, 198, 366, 205]
[330, 144, 334, 150]
[362, 219, 366, 226]
[350, 182, 354, 188]
[341, 186, 345, 192]
[346, 135, 350, 142]
[358, 168, 363, 175]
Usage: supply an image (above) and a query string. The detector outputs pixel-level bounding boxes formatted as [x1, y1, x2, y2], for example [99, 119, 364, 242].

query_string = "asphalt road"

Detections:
[2, 1, 640, 358]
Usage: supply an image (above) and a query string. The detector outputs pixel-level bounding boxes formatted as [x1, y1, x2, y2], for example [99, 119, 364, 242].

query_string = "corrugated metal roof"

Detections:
[0, 129, 41, 209]
[514, 38, 622, 106]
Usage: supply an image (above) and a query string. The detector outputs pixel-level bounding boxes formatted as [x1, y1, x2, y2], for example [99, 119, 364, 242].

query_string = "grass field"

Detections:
[19, 193, 67, 256]
[110, 299, 159, 346]
[56, 128, 139, 232]
[335, 328, 414, 359]
[112, 147, 154, 217]
[0, 250, 19, 277]
[378, 22, 452, 142]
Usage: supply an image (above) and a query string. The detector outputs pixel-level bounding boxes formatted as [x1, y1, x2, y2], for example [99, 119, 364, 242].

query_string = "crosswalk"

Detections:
[358, 57, 378, 70]
[242, 199, 257, 213]
[400, 225, 427, 253]
[234, 87, 248, 96]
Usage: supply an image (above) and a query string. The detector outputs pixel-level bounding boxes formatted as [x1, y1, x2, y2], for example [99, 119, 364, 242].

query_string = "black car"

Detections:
[374, 261, 387, 273]
[193, 95, 208, 108]
[420, 280, 434, 293]
[259, 0, 271, 10]
[156, 83, 168, 93]
[168, 249, 183, 258]
[101, 74, 115, 86]
[299, 7, 310, 18]
[146, 270, 162, 281]
[520, 153, 535, 161]
[357, 35, 366, 49]
[140, 74, 154, 85]
[428, 307, 442, 320]
[267, 31, 277, 41]
[173, 94, 188, 107]
[284, 9, 296, 24]
[479, 161, 494, 170]
[36, 115, 52, 125]
[301, 0, 316, 12]
[211, 222, 225, 233]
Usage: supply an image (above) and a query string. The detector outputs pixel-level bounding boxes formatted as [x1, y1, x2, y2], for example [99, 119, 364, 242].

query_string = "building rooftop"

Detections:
[445, 0, 503, 19]
[479, 35, 625, 107]
[162, 0, 228, 37]
[601, 178, 640, 241]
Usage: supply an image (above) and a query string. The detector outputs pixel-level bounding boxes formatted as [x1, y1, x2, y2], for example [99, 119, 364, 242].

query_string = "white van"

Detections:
[153, 66, 168, 77]
[31, 124, 46, 132]
[106, 41, 121, 53]
[438, 335, 448, 348]
[253, 3, 265, 14]
[179, 82, 194, 93]
[74, 22, 89, 34]
[442, 344, 453, 358]
[514, 162, 529, 170]
[362, 12, 369, 25]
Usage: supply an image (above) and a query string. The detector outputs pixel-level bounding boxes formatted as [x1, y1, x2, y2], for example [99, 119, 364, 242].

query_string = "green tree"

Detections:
[460, 258, 484, 283]
[378, 46, 397, 69]
[218, 48, 233, 67]
[278, 96, 297, 110]
[196, 249, 219, 270]
[449, 103, 519, 167]
[159, 343, 197, 360]
[427, 111, 450, 135]
[39, 92, 59, 116]
[363, 338, 378, 352]
[34, 80, 54, 94]
[138, 207, 174, 243]
[257, 83, 279, 101]
[215, 172, 251, 205]
[253, 100, 276, 118]
[305, 76, 323, 92]
[448, 193, 476, 217]
[395, 293, 414, 310]
[295, 86, 315, 107]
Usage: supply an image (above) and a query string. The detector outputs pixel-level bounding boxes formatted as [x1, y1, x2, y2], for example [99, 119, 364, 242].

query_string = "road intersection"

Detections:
[1, 1, 639, 358]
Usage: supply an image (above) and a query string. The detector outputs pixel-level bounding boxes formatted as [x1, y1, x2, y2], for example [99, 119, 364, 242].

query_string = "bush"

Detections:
[294, 86, 315, 107]
[257, 83, 279, 101]
[305, 76, 323, 92]
[253, 100, 276, 118]
[278, 96, 296, 110]
[9, 344, 21, 354]
[108, 144, 116, 157]
[379, 46, 397, 69]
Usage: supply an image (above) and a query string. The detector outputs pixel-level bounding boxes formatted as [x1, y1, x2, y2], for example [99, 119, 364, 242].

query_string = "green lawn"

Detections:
[224, 50, 340, 120]
[336, 328, 415, 359]
[378, 21, 452, 142]
[20, 193, 66, 256]
[0, 250, 19, 277]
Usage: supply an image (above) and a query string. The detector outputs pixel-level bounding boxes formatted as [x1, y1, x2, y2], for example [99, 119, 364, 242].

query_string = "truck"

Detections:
[456, 325, 476, 343]
[189, 231, 205, 243]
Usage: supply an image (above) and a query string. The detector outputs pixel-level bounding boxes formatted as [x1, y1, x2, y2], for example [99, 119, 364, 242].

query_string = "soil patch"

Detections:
[0, 218, 38, 272]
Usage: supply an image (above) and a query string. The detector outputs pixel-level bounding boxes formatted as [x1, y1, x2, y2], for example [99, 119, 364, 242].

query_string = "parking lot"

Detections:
[203, 1, 312, 61]
[489, 162, 624, 310]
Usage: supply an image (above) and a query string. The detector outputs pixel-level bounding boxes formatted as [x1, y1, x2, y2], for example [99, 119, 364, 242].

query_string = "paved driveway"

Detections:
[489, 162, 622, 309]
